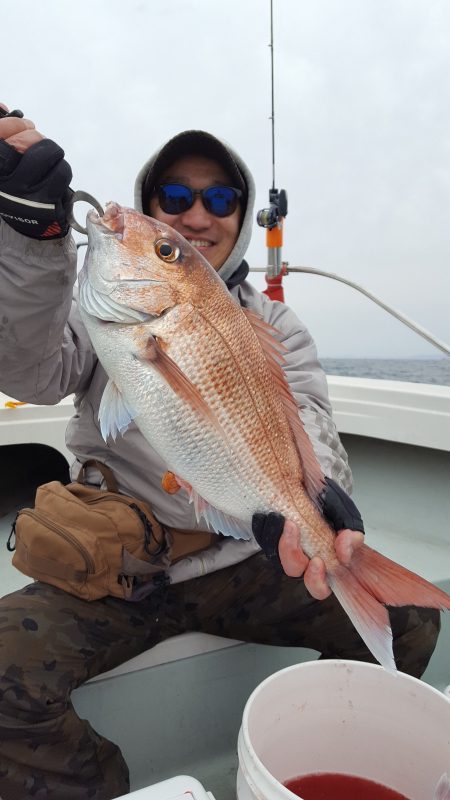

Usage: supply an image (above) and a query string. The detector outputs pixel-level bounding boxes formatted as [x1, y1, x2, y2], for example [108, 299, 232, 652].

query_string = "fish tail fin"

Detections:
[328, 544, 450, 672]
[348, 544, 450, 611]
[327, 566, 396, 672]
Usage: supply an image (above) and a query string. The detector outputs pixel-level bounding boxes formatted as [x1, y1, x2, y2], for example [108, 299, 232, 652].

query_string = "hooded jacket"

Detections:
[0, 132, 352, 583]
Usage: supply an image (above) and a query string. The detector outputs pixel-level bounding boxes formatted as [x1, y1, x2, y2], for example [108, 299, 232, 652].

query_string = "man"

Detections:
[0, 108, 440, 800]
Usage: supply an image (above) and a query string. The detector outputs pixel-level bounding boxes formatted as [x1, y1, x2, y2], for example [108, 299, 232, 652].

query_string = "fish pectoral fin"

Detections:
[243, 308, 325, 506]
[99, 379, 136, 441]
[138, 336, 223, 435]
[180, 482, 252, 541]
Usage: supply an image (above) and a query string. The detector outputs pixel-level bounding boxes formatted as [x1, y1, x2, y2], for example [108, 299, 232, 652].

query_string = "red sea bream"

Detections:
[79, 202, 450, 672]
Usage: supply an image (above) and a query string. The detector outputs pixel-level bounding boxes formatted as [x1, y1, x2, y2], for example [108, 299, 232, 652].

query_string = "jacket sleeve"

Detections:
[258, 291, 353, 493]
[0, 220, 97, 404]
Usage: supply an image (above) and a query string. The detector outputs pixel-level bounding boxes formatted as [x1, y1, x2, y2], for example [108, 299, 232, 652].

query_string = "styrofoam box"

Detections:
[113, 775, 216, 800]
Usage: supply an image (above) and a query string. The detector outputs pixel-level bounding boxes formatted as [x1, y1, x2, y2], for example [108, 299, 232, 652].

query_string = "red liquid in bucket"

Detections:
[285, 773, 411, 800]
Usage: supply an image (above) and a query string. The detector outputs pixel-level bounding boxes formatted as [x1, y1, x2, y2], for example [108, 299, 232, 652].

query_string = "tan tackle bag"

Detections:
[8, 459, 216, 601]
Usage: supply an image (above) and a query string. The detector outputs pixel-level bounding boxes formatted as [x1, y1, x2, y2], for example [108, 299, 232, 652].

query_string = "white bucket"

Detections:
[237, 660, 450, 800]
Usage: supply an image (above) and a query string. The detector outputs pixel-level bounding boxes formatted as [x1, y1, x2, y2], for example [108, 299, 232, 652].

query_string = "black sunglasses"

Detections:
[157, 183, 243, 218]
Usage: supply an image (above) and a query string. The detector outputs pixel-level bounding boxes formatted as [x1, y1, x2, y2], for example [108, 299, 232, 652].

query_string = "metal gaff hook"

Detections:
[67, 190, 104, 235]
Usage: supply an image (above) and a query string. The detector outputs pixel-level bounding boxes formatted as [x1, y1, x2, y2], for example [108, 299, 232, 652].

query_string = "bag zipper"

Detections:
[84, 495, 166, 557]
[16, 509, 96, 574]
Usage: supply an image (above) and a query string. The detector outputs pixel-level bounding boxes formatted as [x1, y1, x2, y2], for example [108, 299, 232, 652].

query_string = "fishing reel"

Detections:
[258, 187, 288, 287]
[256, 187, 288, 229]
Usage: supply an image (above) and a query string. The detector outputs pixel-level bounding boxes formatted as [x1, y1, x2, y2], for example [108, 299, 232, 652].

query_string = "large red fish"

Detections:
[79, 202, 450, 671]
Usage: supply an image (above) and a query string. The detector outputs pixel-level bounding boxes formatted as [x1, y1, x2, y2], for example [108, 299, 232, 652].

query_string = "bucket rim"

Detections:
[240, 659, 449, 779]
[242, 659, 448, 726]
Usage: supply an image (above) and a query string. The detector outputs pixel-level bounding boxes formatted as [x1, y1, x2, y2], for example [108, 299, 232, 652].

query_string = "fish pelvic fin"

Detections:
[139, 336, 224, 435]
[434, 774, 450, 800]
[348, 544, 450, 611]
[243, 308, 325, 507]
[177, 479, 252, 541]
[327, 565, 396, 672]
[99, 379, 136, 441]
[200, 503, 252, 540]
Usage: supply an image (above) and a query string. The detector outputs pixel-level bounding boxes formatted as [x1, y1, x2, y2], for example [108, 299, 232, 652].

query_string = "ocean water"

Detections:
[320, 358, 450, 386]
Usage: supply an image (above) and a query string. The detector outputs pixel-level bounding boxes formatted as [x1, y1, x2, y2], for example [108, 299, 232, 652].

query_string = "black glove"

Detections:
[321, 477, 365, 534]
[252, 480, 364, 569]
[0, 138, 72, 239]
[252, 512, 284, 571]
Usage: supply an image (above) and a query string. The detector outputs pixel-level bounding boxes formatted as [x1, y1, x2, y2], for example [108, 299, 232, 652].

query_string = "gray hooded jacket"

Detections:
[0, 132, 352, 583]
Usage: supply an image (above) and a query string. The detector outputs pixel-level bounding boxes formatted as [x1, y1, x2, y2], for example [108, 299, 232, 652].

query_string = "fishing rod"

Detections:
[251, 265, 450, 357]
[257, 0, 288, 302]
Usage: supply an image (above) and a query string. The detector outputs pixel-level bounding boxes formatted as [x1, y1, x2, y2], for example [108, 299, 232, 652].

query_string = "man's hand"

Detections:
[278, 521, 364, 599]
[0, 104, 45, 154]
[0, 103, 72, 239]
[252, 479, 365, 600]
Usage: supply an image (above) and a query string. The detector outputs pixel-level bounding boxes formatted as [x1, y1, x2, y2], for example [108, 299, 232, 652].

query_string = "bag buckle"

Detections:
[129, 503, 166, 558]
[118, 573, 134, 599]
[7, 514, 18, 552]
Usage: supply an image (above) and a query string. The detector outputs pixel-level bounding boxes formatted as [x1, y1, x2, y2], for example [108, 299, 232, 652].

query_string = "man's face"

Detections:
[148, 155, 241, 271]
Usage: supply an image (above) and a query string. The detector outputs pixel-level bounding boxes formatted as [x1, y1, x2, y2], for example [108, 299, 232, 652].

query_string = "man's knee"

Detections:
[0, 586, 74, 718]
[391, 605, 441, 678]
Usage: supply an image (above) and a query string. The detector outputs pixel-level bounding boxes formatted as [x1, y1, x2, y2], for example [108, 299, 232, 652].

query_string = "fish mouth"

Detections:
[88, 202, 124, 238]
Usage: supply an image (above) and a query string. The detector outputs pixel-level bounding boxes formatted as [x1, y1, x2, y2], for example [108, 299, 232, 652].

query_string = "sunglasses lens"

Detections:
[203, 187, 239, 217]
[157, 184, 241, 217]
[158, 184, 193, 214]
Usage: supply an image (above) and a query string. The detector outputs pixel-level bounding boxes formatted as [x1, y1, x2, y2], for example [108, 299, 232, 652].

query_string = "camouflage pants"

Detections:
[0, 552, 440, 800]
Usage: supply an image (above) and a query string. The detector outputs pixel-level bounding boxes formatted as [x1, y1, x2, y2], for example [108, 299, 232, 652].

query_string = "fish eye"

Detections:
[155, 239, 180, 263]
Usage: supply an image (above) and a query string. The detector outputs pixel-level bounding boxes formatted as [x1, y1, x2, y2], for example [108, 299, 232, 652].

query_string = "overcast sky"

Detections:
[2, 0, 450, 358]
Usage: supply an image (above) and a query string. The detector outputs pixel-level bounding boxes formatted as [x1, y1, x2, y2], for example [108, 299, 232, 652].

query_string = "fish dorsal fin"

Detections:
[139, 336, 224, 435]
[243, 308, 326, 506]
[99, 379, 136, 441]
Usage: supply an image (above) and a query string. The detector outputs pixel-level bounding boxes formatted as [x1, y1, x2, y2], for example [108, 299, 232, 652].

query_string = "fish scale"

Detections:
[99, 321, 266, 528]
[168, 309, 295, 474]
[160, 300, 319, 534]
